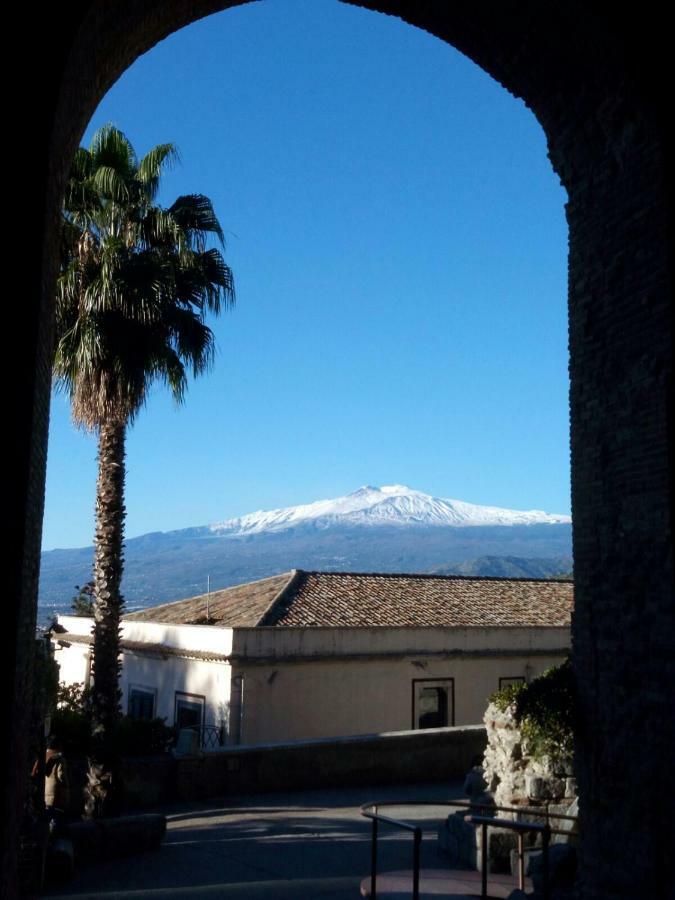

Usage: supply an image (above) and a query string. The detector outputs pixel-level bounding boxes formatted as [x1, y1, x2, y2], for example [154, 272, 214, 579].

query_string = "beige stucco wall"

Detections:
[227, 626, 569, 743]
[229, 625, 569, 660]
[233, 652, 565, 744]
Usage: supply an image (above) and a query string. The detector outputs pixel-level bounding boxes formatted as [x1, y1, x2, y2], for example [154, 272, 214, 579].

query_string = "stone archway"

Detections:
[8, 3, 673, 897]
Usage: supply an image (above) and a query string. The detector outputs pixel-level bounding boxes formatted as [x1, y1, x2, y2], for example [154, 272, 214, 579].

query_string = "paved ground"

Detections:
[43, 780, 475, 899]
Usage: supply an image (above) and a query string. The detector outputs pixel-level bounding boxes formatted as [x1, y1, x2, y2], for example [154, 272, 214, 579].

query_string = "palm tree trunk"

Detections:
[84, 420, 126, 818]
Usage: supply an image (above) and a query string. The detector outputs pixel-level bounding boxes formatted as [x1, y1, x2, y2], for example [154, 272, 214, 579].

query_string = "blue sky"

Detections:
[43, 0, 570, 551]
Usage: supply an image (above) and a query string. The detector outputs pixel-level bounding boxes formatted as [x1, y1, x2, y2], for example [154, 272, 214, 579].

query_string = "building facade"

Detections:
[53, 570, 572, 746]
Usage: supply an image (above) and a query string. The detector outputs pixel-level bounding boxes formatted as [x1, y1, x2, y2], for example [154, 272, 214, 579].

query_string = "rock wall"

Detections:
[438, 700, 578, 876]
[482, 700, 577, 814]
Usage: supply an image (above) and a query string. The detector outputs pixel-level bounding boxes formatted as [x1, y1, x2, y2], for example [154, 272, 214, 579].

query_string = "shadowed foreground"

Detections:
[43, 781, 477, 900]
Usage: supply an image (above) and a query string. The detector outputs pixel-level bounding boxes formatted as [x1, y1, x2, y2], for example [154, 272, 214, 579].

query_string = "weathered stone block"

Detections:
[526, 775, 565, 801]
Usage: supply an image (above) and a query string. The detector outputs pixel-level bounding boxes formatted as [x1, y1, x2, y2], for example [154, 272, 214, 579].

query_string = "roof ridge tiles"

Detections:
[256, 568, 303, 626]
[297, 569, 573, 584]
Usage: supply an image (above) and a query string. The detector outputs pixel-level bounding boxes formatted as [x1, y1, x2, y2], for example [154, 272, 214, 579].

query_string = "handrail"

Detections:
[361, 804, 423, 900]
[360, 797, 577, 823]
[467, 814, 551, 899]
[360, 798, 574, 899]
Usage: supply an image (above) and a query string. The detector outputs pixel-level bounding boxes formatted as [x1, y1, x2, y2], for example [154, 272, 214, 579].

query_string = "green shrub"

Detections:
[515, 660, 575, 763]
[56, 681, 90, 713]
[490, 660, 576, 764]
[490, 680, 526, 712]
[50, 682, 173, 757]
[49, 682, 91, 755]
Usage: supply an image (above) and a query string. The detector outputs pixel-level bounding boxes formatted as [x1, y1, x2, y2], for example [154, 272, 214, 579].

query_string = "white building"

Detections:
[52, 570, 573, 747]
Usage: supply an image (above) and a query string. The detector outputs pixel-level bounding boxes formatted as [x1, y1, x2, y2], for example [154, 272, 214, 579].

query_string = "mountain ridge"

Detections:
[209, 484, 571, 536]
[40, 485, 573, 613]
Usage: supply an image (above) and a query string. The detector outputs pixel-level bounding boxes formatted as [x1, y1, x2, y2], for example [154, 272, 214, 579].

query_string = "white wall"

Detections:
[53, 617, 232, 732]
[120, 652, 231, 731]
[56, 615, 233, 655]
[53, 639, 90, 687]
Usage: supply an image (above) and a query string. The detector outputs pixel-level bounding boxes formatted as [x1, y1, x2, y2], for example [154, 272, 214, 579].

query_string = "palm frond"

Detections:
[56, 127, 235, 432]
[168, 194, 225, 246]
[137, 144, 179, 202]
[91, 166, 131, 203]
[89, 125, 137, 180]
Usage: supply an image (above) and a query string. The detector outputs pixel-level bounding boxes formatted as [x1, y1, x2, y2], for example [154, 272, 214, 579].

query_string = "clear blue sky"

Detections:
[43, 0, 570, 551]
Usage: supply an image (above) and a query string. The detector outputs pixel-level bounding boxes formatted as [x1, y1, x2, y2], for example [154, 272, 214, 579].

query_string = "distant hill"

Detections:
[429, 555, 573, 579]
[40, 484, 572, 614]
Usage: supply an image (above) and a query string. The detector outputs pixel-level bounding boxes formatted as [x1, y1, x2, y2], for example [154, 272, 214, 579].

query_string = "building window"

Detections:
[128, 685, 156, 720]
[175, 691, 205, 733]
[412, 678, 454, 729]
[499, 676, 526, 690]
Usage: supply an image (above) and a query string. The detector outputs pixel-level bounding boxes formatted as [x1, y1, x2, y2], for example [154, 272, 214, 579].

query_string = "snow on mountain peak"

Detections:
[209, 485, 571, 536]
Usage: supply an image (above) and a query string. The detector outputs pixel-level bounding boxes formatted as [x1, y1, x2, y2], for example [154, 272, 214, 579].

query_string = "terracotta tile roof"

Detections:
[261, 571, 573, 628]
[124, 569, 572, 629]
[123, 572, 294, 627]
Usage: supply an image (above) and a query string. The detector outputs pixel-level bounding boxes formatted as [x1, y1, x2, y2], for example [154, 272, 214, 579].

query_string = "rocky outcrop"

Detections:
[482, 700, 576, 812]
[439, 699, 578, 878]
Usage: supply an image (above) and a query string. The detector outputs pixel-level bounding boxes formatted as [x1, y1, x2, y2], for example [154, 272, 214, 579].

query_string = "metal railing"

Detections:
[468, 814, 550, 898]
[360, 798, 577, 900]
[363, 804, 423, 900]
[178, 724, 224, 750]
[200, 724, 224, 750]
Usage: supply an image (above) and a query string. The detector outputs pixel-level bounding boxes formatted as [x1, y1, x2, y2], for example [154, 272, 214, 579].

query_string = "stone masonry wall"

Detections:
[482, 700, 577, 815]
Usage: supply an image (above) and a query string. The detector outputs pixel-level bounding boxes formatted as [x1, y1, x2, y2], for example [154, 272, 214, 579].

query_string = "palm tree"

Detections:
[54, 125, 234, 814]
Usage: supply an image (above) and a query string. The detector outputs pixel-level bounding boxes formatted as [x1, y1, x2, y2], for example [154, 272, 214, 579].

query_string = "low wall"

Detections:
[121, 725, 487, 807]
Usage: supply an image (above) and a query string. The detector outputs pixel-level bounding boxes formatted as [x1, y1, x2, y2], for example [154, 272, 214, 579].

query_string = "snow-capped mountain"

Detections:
[39, 483, 572, 610]
[210, 484, 571, 536]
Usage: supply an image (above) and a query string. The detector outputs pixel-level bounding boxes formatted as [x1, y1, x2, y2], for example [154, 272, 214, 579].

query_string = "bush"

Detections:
[516, 660, 575, 763]
[490, 680, 526, 712]
[50, 682, 174, 757]
[489, 660, 576, 764]
[56, 681, 90, 713]
[50, 682, 91, 755]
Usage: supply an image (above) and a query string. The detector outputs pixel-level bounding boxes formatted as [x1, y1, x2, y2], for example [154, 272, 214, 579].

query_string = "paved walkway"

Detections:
[43, 781, 476, 899]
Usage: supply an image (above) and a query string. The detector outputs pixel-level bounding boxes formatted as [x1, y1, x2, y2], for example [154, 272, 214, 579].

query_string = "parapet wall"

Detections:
[121, 725, 487, 808]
